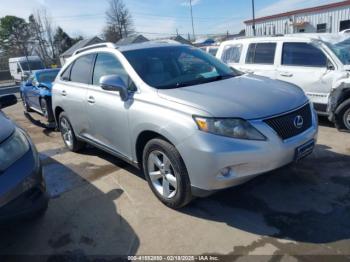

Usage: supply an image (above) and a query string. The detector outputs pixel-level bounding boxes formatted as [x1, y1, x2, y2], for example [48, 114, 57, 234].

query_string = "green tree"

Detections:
[0, 16, 31, 57]
[54, 27, 73, 55]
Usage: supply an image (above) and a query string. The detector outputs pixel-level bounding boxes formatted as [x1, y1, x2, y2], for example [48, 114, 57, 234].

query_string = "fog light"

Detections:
[220, 167, 232, 177]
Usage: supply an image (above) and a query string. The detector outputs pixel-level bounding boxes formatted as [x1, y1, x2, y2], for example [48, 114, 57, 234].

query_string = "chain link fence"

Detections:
[0, 55, 13, 82]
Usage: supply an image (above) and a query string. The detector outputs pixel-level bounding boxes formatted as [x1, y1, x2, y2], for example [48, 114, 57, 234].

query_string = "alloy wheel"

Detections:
[60, 117, 73, 148]
[344, 108, 350, 130]
[147, 150, 177, 199]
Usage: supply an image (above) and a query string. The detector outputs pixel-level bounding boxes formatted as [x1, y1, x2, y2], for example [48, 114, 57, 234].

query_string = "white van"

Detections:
[9, 56, 45, 83]
[216, 35, 350, 131]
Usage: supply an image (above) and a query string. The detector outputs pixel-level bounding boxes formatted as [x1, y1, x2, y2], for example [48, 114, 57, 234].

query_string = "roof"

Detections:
[170, 35, 192, 45]
[117, 41, 184, 52]
[60, 36, 103, 57]
[245, 0, 350, 24]
[220, 35, 323, 46]
[34, 68, 61, 75]
[9, 56, 41, 62]
[116, 35, 149, 46]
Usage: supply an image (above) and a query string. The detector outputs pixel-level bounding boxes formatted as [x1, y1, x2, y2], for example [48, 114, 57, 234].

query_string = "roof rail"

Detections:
[73, 42, 117, 56]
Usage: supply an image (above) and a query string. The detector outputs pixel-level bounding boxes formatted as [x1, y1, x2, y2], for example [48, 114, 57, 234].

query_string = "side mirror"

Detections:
[100, 75, 129, 101]
[0, 95, 17, 109]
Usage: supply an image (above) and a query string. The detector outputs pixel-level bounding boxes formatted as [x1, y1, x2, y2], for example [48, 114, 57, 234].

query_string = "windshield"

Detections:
[122, 46, 236, 89]
[20, 60, 45, 71]
[37, 70, 59, 83]
[325, 39, 350, 65]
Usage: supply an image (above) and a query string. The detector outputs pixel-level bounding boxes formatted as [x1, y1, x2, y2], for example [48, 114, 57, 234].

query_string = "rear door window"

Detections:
[246, 43, 277, 64]
[70, 54, 95, 84]
[282, 42, 327, 67]
[221, 44, 242, 63]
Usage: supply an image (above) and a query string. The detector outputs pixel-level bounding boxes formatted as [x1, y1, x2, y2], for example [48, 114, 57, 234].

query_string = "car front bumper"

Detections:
[177, 109, 318, 195]
[0, 132, 48, 224]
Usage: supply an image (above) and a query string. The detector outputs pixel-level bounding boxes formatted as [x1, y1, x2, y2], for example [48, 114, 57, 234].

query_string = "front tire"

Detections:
[58, 112, 85, 152]
[142, 138, 192, 208]
[335, 99, 350, 132]
[40, 97, 54, 122]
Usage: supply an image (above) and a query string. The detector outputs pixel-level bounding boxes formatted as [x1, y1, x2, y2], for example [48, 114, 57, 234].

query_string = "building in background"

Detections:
[59, 36, 103, 65]
[116, 35, 149, 46]
[245, 1, 350, 37]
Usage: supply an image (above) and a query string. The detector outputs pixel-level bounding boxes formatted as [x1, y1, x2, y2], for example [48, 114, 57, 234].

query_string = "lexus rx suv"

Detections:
[52, 42, 318, 208]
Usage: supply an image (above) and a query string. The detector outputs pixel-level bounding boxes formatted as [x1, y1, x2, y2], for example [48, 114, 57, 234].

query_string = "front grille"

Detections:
[264, 104, 312, 140]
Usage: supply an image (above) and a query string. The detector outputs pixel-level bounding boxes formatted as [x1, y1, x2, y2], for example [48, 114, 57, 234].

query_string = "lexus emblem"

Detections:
[294, 115, 304, 129]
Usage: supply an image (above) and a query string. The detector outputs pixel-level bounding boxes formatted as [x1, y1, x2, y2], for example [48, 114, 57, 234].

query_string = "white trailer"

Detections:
[9, 56, 45, 83]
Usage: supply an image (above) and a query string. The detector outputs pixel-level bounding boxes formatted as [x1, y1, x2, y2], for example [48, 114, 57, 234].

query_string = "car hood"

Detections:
[0, 111, 15, 143]
[157, 75, 308, 119]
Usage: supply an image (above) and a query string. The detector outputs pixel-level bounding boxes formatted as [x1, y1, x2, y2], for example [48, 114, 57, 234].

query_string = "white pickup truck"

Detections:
[216, 34, 350, 131]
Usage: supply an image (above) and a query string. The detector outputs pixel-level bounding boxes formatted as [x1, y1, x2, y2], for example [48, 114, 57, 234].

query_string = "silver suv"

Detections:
[52, 42, 318, 208]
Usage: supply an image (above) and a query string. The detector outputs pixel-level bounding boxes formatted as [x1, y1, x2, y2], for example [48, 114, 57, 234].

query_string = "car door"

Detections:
[57, 54, 95, 137]
[239, 42, 277, 79]
[276, 42, 334, 107]
[85, 52, 133, 158]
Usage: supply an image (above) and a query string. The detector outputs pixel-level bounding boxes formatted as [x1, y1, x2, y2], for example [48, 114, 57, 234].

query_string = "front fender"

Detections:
[328, 78, 350, 121]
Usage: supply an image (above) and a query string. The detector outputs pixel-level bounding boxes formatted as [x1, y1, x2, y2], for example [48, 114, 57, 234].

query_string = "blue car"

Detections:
[20, 69, 60, 124]
[0, 95, 48, 224]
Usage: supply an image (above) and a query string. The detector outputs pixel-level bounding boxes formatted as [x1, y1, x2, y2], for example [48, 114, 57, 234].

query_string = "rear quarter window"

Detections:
[221, 44, 242, 64]
[246, 43, 277, 65]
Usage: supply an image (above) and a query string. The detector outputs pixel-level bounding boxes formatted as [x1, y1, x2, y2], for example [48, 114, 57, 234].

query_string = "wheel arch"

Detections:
[135, 130, 173, 168]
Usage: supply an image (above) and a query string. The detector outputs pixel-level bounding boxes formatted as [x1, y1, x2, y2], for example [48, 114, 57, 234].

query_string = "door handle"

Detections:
[279, 71, 293, 77]
[87, 96, 95, 104]
[61, 90, 67, 96]
[246, 70, 254, 74]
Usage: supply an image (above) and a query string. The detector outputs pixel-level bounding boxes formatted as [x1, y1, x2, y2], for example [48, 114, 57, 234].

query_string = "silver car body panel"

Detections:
[52, 43, 318, 192]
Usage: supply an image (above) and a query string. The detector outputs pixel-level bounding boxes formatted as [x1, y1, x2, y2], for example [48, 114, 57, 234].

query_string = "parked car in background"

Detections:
[9, 56, 45, 83]
[216, 35, 350, 131]
[0, 94, 48, 224]
[52, 42, 317, 208]
[200, 46, 219, 56]
[20, 68, 60, 124]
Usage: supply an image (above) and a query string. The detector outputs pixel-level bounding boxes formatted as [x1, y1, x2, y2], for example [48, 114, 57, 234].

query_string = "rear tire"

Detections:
[20, 92, 32, 113]
[58, 112, 85, 152]
[142, 138, 192, 208]
[335, 99, 350, 132]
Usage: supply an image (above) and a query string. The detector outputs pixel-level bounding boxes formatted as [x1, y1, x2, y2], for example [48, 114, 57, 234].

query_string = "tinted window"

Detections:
[20, 61, 44, 71]
[222, 44, 242, 63]
[37, 70, 59, 83]
[246, 43, 276, 64]
[317, 23, 327, 33]
[70, 54, 95, 84]
[92, 53, 131, 87]
[61, 64, 72, 81]
[122, 46, 236, 89]
[282, 43, 327, 67]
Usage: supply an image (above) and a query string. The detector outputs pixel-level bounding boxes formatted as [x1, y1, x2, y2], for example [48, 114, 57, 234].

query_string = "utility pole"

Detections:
[190, 0, 196, 41]
[252, 0, 256, 36]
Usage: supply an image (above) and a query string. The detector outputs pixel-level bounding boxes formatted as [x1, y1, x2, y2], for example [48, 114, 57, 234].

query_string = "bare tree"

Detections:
[104, 0, 134, 42]
[29, 8, 59, 66]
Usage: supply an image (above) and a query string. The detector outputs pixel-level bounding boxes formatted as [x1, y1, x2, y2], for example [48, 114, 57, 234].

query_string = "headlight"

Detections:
[0, 128, 30, 171]
[194, 117, 266, 141]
